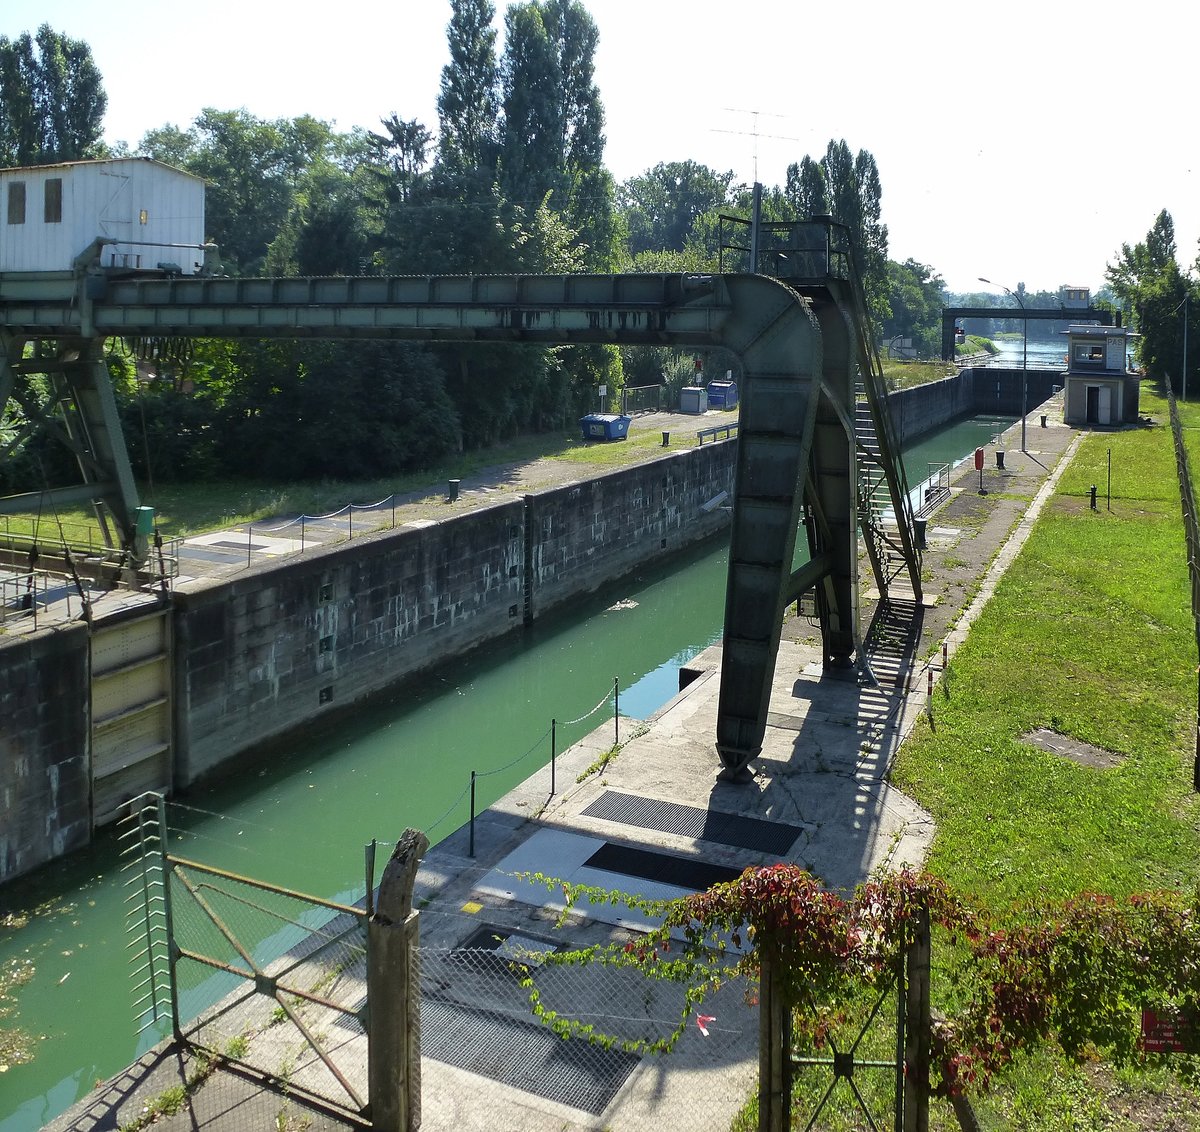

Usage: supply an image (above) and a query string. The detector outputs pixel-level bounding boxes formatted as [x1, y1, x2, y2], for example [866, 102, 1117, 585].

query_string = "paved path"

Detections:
[4, 408, 739, 633]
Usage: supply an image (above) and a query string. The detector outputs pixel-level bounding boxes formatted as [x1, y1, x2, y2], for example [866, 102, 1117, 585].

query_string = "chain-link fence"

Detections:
[418, 937, 758, 1131]
[1167, 381, 1200, 792]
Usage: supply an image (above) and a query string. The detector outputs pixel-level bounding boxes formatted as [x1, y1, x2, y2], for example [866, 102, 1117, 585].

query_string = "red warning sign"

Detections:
[1141, 1007, 1200, 1054]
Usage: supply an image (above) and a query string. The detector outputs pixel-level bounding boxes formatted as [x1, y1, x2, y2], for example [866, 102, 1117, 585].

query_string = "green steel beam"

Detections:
[0, 259, 916, 782]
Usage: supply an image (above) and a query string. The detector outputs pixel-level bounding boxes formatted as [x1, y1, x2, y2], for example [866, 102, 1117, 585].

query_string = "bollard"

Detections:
[913, 517, 927, 549]
[995, 451, 1005, 470]
[662, 431, 670, 447]
[614, 676, 620, 745]
[1089, 484, 1097, 510]
[1040, 414, 1048, 428]
[448, 479, 460, 503]
[368, 828, 428, 1132]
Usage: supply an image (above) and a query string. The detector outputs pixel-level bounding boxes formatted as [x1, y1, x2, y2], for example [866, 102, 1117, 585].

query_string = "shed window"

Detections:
[1074, 344, 1105, 363]
[7, 182, 25, 224]
[44, 178, 62, 223]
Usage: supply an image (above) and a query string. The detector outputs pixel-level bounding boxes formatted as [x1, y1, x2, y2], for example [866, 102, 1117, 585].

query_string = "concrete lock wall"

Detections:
[886, 372, 980, 445]
[0, 623, 91, 883]
[175, 443, 735, 786]
[960, 367, 1064, 420]
[174, 499, 528, 784]
[526, 444, 733, 620]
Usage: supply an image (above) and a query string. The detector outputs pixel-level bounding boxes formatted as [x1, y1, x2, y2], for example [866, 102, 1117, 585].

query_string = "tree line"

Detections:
[2, 6, 952, 491]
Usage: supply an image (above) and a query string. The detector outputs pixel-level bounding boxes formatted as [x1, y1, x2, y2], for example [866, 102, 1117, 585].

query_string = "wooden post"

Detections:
[758, 943, 792, 1132]
[368, 827, 428, 1132]
[903, 907, 931, 1132]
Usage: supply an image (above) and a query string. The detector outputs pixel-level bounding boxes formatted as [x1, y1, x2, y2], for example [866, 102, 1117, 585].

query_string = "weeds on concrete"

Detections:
[116, 1051, 215, 1132]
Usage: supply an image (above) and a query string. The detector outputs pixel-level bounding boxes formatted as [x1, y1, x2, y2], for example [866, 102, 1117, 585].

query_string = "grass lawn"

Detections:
[882, 359, 957, 390]
[1, 413, 724, 542]
[882, 385, 1200, 1129]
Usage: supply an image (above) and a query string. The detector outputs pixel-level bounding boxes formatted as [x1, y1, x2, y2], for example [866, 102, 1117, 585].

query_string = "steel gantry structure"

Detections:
[0, 218, 920, 778]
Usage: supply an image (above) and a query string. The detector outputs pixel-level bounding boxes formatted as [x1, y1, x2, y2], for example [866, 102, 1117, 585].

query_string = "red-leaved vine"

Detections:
[519, 867, 1200, 1094]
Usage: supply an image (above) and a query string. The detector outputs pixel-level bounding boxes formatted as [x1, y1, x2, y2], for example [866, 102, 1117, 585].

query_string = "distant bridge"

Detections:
[941, 305, 1115, 361]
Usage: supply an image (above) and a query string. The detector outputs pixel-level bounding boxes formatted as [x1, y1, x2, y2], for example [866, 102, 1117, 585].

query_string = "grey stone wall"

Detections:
[0, 624, 90, 883]
[958, 367, 1064, 419]
[174, 499, 527, 784]
[887, 372, 978, 445]
[527, 444, 733, 619]
[885, 369, 1064, 447]
[174, 442, 735, 784]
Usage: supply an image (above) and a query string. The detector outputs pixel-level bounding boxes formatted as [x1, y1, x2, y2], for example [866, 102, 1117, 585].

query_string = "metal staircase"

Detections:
[758, 217, 922, 605]
[705, 214, 924, 775]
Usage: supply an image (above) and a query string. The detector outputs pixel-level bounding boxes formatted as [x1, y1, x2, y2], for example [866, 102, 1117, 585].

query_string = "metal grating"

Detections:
[584, 842, 744, 891]
[420, 997, 640, 1115]
[581, 790, 802, 855]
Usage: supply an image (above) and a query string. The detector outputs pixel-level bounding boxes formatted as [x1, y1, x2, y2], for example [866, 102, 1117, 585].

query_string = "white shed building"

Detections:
[0, 157, 207, 275]
[1062, 324, 1139, 426]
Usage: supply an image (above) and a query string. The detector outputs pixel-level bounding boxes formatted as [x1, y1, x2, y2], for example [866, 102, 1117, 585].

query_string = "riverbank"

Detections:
[42, 391, 1121, 1132]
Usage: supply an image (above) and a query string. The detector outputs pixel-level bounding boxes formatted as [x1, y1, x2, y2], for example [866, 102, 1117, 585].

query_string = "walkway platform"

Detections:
[45, 399, 1083, 1132]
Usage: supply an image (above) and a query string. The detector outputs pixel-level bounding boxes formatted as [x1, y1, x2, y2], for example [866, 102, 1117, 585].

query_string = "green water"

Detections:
[0, 536, 730, 1131]
[0, 413, 1013, 1130]
[902, 411, 1016, 500]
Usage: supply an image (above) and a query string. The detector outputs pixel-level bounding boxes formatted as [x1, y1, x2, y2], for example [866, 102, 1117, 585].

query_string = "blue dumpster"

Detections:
[579, 413, 631, 441]
[706, 380, 738, 409]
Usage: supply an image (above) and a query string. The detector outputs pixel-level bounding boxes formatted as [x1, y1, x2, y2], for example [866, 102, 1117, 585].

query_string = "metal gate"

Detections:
[120, 794, 372, 1121]
[791, 962, 908, 1132]
[91, 610, 172, 826]
[760, 909, 931, 1132]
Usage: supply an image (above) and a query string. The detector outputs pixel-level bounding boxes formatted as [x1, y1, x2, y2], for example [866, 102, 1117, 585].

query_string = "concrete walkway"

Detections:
[3, 407, 741, 635]
[46, 397, 1082, 1132]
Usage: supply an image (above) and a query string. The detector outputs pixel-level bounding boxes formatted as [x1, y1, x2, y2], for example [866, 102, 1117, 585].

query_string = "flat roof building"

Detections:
[1062, 324, 1139, 426]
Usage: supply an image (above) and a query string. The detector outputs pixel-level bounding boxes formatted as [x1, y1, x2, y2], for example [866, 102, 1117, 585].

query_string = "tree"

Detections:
[782, 140, 890, 329]
[784, 155, 828, 218]
[883, 259, 947, 359]
[140, 110, 336, 274]
[438, 0, 501, 175]
[370, 114, 433, 205]
[619, 161, 736, 257]
[499, 0, 613, 267]
[1106, 209, 1187, 383]
[267, 130, 381, 276]
[0, 25, 106, 165]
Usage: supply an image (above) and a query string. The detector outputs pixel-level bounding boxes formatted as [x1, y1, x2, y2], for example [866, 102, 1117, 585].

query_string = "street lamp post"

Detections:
[1184, 290, 1190, 403]
[979, 277, 1028, 451]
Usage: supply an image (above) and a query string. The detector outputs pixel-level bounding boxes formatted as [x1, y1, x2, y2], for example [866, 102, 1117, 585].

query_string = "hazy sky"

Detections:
[5, 0, 1195, 296]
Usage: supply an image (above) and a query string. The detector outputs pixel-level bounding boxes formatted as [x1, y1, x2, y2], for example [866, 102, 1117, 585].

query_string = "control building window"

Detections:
[7, 182, 25, 224]
[44, 178, 62, 223]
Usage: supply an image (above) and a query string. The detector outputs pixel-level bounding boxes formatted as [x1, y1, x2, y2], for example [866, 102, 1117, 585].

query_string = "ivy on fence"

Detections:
[516, 865, 1200, 1103]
